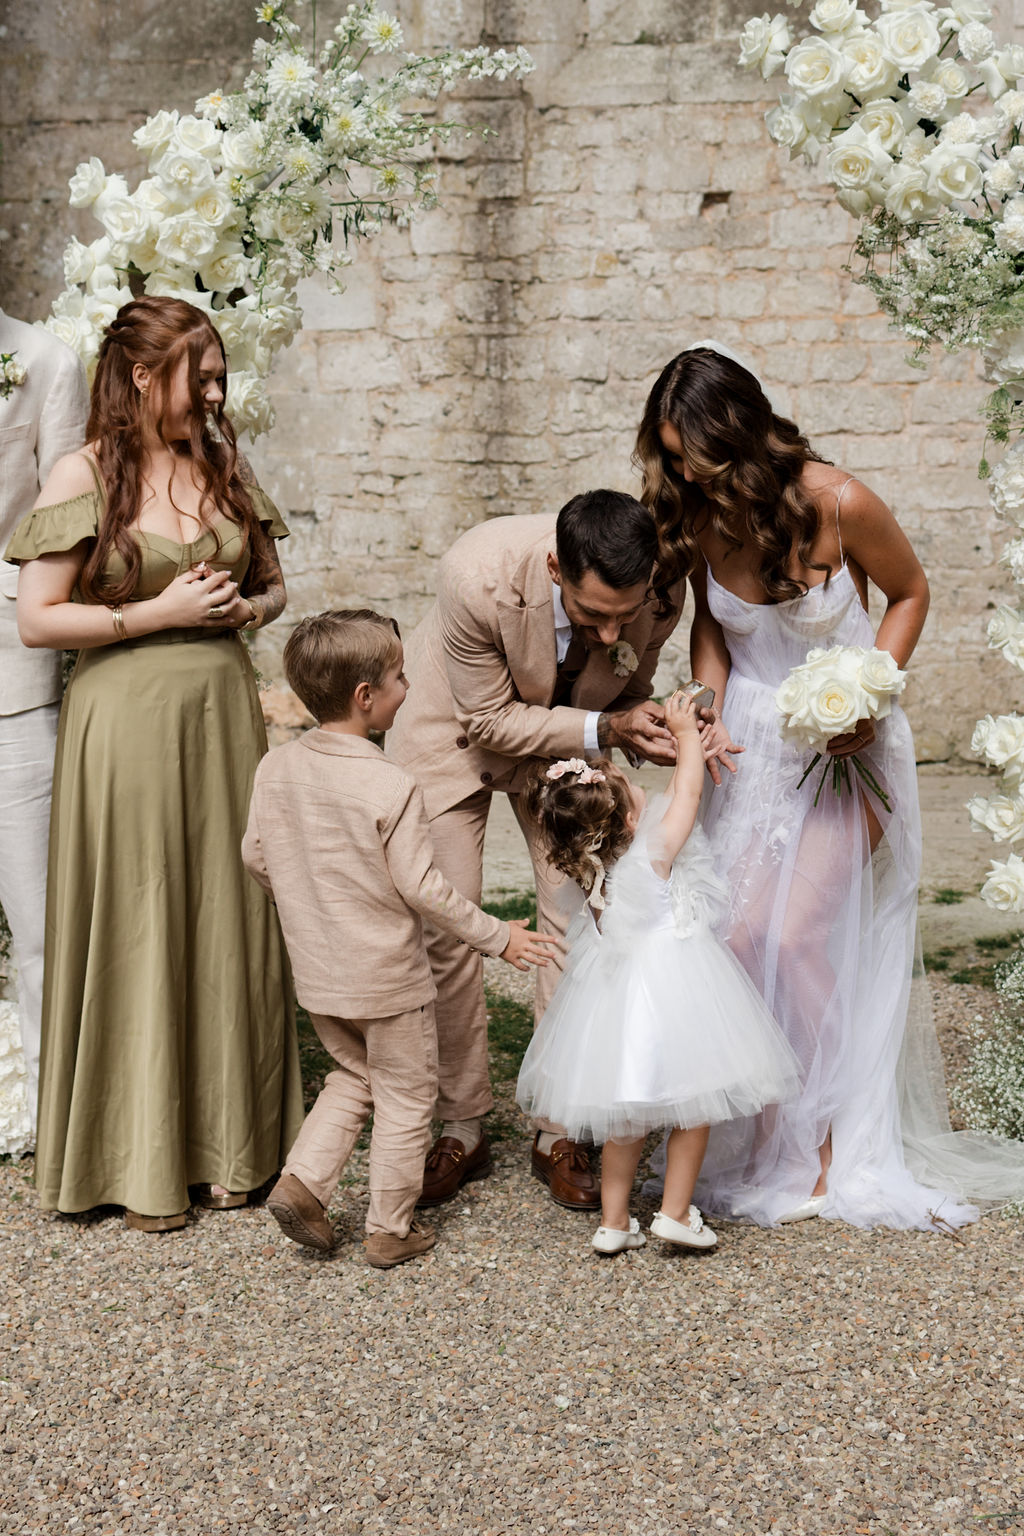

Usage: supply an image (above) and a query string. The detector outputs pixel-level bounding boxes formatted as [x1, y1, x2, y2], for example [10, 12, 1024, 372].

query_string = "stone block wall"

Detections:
[3, 0, 1022, 757]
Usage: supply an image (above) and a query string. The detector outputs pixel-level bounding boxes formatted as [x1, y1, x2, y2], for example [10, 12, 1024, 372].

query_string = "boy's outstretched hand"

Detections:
[501, 918, 560, 971]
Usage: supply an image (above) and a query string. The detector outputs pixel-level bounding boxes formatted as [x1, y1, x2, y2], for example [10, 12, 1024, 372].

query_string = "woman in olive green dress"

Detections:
[6, 296, 303, 1231]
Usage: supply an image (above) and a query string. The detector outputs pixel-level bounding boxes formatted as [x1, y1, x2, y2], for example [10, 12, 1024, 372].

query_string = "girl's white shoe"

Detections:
[650, 1206, 718, 1250]
[592, 1216, 647, 1255]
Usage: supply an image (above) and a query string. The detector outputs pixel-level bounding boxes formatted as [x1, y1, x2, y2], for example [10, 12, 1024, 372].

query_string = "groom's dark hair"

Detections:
[555, 489, 658, 593]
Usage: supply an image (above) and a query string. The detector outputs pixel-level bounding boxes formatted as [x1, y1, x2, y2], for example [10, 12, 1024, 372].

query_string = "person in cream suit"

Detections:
[387, 489, 687, 1210]
[0, 310, 89, 1129]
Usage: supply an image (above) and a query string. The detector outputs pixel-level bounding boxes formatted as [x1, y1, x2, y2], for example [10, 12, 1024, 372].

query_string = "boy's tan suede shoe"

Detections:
[365, 1220, 436, 1269]
[266, 1173, 336, 1252]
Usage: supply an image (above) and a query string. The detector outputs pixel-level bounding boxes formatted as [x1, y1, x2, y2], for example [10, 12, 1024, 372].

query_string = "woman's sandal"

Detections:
[125, 1210, 187, 1233]
[192, 1184, 249, 1210]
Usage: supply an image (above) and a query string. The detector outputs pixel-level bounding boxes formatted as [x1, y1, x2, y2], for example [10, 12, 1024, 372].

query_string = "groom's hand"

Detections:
[598, 703, 677, 766]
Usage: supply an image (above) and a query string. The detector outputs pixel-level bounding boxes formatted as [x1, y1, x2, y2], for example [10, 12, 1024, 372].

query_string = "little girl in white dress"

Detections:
[517, 692, 799, 1255]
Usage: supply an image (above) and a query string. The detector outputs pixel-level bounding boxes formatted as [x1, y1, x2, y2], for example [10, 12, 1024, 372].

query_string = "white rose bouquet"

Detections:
[776, 643, 906, 810]
[47, 1, 533, 435]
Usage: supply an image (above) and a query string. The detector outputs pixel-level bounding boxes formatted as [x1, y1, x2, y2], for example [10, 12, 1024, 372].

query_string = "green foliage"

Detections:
[485, 986, 534, 1083]
[482, 889, 537, 925]
[933, 887, 966, 905]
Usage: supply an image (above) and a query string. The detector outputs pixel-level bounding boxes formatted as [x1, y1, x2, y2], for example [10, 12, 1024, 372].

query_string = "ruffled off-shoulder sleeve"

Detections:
[249, 485, 289, 540]
[4, 492, 102, 565]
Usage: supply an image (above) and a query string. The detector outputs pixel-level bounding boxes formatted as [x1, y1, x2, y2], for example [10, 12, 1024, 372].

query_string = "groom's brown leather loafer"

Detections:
[531, 1135, 601, 1210]
[417, 1134, 492, 1206]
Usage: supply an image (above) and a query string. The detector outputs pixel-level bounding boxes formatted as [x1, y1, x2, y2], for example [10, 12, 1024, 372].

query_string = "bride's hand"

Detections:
[698, 710, 744, 786]
[827, 718, 876, 758]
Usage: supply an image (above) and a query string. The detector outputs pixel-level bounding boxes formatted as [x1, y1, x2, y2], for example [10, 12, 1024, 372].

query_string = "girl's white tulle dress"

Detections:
[516, 808, 800, 1143]
[675, 559, 1024, 1230]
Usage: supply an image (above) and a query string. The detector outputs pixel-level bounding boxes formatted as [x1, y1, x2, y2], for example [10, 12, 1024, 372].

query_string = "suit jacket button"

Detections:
[480, 771, 493, 784]
[456, 735, 469, 749]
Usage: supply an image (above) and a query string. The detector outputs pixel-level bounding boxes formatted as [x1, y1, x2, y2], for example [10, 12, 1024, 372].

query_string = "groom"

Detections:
[387, 489, 685, 1209]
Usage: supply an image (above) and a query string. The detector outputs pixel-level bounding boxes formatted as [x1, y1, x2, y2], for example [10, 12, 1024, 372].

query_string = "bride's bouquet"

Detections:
[775, 644, 906, 811]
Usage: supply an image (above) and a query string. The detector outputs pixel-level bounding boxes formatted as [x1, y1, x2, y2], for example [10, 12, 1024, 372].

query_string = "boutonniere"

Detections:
[0, 352, 27, 401]
[608, 640, 639, 678]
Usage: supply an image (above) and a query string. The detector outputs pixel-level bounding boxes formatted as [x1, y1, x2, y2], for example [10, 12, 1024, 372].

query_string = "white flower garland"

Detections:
[48, 0, 532, 436]
[738, 0, 1024, 911]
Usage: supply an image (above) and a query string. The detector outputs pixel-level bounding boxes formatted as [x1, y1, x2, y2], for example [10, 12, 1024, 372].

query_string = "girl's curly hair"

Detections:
[522, 758, 635, 895]
[633, 346, 830, 602]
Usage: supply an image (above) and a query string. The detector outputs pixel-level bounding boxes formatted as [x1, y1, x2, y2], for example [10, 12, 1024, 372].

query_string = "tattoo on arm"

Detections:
[597, 713, 614, 750]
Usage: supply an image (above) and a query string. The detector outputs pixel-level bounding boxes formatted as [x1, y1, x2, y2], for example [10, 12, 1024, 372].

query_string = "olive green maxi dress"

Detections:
[5, 487, 304, 1216]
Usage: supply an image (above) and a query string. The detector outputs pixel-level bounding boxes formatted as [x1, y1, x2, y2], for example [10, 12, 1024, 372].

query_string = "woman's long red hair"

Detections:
[633, 347, 828, 602]
[81, 296, 277, 604]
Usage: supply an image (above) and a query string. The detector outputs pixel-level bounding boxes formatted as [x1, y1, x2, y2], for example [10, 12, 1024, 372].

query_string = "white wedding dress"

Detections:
[687, 557, 1024, 1229]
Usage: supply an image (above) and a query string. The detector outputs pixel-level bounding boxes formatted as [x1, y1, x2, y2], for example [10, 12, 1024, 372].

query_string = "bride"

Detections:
[636, 341, 1024, 1230]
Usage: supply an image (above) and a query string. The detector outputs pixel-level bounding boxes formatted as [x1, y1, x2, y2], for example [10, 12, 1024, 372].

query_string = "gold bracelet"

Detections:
[111, 605, 128, 642]
[239, 600, 260, 631]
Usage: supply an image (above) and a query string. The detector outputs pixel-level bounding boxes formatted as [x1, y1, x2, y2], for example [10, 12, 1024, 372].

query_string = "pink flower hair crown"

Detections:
[545, 758, 606, 785]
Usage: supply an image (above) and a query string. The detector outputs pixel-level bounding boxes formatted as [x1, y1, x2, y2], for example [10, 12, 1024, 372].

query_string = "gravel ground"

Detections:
[2, 969, 1022, 1536]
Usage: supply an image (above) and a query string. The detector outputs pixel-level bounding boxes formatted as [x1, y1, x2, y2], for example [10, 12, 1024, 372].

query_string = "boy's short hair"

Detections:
[284, 609, 402, 724]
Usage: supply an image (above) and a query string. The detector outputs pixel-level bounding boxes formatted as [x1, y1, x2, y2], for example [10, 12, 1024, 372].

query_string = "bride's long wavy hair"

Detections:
[80, 296, 277, 604]
[633, 347, 829, 602]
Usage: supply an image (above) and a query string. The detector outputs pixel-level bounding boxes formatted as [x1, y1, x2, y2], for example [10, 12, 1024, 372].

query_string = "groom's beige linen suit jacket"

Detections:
[387, 511, 685, 1125]
[388, 512, 684, 816]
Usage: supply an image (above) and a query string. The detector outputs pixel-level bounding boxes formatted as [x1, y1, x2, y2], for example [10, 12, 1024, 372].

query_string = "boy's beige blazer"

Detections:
[242, 731, 510, 1018]
[388, 513, 685, 818]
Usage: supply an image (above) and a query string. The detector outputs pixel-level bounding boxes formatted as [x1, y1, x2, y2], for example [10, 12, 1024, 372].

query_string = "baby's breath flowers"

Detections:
[47, 0, 532, 436]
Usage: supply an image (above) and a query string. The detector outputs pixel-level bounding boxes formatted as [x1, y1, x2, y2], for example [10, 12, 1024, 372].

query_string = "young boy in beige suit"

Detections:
[242, 610, 553, 1268]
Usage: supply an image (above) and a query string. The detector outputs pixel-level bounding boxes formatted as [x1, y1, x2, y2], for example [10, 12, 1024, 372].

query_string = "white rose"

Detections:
[132, 109, 180, 160]
[981, 852, 1024, 911]
[62, 235, 112, 287]
[154, 210, 220, 266]
[199, 245, 254, 293]
[858, 649, 906, 712]
[856, 97, 912, 153]
[924, 140, 983, 202]
[957, 20, 996, 61]
[784, 36, 848, 100]
[938, 0, 992, 24]
[153, 149, 216, 202]
[192, 181, 237, 230]
[226, 370, 275, 437]
[99, 196, 153, 249]
[988, 442, 1024, 521]
[809, 0, 865, 35]
[170, 115, 222, 159]
[68, 157, 108, 208]
[929, 58, 970, 97]
[45, 310, 94, 357]
[221, 124, 266, 176]
[738, 14, 792, 78]
[906, 80, 948, 119]
[828, 122, 893, 193]
[766, 97, 812, 155]
[999, 537, 1024, 584]
[967, 793, 1024, 843]
[875, 8, 942, 70]
[806, 672, 865, 737]
[972, 712, 1024, 776]
[884, 162, 944, 221]
[841, 32, 901, 98]
[776, 674, 819, 748]
[987, 603, 1024, 645]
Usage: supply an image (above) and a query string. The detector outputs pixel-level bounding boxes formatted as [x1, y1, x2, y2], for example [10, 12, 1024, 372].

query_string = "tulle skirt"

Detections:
[516, 907, 800, 1144]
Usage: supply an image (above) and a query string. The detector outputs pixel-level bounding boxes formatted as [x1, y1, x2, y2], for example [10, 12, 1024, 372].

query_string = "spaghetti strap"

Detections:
[78, 452, 106, 502]
[835, 477, 855, 568]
